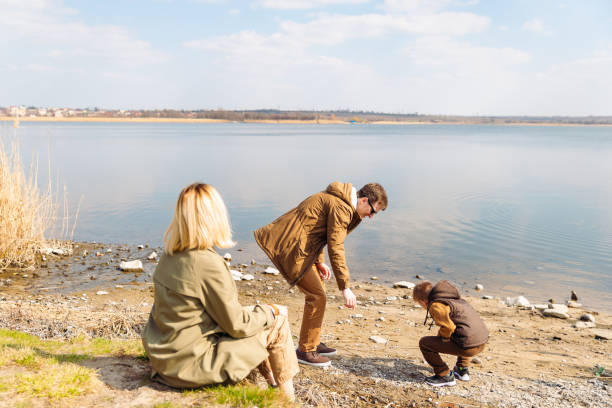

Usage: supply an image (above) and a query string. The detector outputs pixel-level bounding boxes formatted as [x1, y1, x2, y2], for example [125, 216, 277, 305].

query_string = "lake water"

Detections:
[3, 121, 612, 309]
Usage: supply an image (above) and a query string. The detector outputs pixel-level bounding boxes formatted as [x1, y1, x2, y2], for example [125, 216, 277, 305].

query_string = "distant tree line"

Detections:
[2, 106, 612, 125]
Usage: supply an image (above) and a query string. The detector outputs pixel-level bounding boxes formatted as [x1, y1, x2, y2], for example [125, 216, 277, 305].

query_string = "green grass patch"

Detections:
[0, 328, 145, 402]
[13, 365, 95, 399]
[212, 384, 288, 408]
[152, 402, 184, 408]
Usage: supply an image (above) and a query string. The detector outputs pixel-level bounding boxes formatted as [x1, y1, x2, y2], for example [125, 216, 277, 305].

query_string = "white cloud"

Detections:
[229, 8, 240, 15]
[25, 63, 55, 72]
[257, 0, 370, 10]
[383, 0, 478, 13]
[186, 11, 489, 55]
[520, 47, 612, 115]
[522, 18, 544, 32]
[0, 0, 167, 66]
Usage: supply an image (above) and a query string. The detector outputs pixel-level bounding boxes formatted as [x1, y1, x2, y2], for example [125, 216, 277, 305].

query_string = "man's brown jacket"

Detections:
[254, 182, 361, 290]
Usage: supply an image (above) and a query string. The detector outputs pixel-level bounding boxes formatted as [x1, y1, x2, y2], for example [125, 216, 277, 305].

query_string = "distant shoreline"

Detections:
[2, 116, 612, 127]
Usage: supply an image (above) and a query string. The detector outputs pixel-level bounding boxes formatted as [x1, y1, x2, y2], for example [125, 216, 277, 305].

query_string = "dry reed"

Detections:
[0, 138, 77, 269]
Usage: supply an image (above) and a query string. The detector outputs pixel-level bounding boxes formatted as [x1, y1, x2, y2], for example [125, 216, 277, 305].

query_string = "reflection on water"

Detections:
[3, 121, 612, 309]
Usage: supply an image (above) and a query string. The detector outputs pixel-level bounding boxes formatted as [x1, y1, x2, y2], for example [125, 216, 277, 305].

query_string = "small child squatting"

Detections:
[413, 280, 489, 387]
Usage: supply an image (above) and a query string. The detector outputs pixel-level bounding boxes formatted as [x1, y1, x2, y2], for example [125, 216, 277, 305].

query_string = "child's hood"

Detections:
[428, 280, 460, 301]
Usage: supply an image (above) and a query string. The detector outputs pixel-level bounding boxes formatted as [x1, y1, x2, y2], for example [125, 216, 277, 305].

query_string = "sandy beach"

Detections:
[0, 242, 610, 407]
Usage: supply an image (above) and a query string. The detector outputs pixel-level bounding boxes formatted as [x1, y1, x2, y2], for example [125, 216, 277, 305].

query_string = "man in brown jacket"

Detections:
[254, 182, 388, 367]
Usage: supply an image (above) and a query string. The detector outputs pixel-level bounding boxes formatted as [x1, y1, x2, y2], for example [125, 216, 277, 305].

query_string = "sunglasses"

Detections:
[368, 199, 377, 215]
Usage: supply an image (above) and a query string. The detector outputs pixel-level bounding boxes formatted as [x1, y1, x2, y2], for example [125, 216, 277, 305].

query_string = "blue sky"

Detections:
[1, 0, 611, 115]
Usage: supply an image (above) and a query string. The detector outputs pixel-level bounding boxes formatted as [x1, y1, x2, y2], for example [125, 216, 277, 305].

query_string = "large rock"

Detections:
[566, 300, 582, 308]
[393, 281, 415, 289]
[119, 260, 143, 272]
[574, 321, 596, 329]
[542, 309, 569, 319]
[592, 329, 612, 340]
[241, 274, 254, 281]
[506, 296, 530, 307]
[230, 270, 243, 281]
[548, 303, 569, 314]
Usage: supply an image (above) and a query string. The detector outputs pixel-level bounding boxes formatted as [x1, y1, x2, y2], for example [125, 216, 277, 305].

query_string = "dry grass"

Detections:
[0, 138, 78, 269]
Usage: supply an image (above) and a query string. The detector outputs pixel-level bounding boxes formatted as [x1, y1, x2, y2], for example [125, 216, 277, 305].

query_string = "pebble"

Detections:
[567, 300, 582, 308]
[147, 251, 158, 260]
[472, 357, 482, 365]
[230, 270, 243, 280]
[392, 281, 415, 289]
[263, 267, 280, 275]
[386, 296, 397, 301]
[371, 276, 379, 280]
[580, 313, 595, 322]
[369, 335, 387, 344]
[377, 317, 385, 321]
[95, 252, 103, 257]
[475, 284, 484, 291]
[106, 248, 112, 253]
[223, 253, 232, 261]
[351, 314, 363, 319]
[251, 259, 256, 265]
[119, 260, 143, 272]
[137, 245, 144, 249]
[96, 291, 109, 295]
[482, 295, 494, 300]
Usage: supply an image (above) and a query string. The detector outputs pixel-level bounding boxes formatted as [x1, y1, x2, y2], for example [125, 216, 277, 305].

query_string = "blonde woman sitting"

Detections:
[142, 183, 299, 400]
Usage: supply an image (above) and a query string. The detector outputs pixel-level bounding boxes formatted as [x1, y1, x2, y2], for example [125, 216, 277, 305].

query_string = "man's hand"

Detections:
[343, 288, 356, 309]
[315, 262, 332, 280]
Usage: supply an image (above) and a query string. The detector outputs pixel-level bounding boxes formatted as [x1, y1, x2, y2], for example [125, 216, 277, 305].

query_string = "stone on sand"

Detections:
[119, 260, 143, 272]
[393, 281, 415, 289]
[263, 267, 280, 275]
[369, 335, 388, 344]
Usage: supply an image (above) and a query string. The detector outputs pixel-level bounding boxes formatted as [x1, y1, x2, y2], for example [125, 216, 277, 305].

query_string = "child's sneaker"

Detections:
[425, 373, 456, 387]
[453, 366, 470, 381]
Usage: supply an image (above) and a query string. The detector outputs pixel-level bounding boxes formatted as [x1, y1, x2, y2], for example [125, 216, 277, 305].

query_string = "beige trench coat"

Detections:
[254, 182, 361, 291]
[141, 248, 275, 388]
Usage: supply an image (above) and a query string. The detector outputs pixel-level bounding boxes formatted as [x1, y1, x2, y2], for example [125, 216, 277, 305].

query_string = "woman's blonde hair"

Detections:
[164, 183, 235, 255]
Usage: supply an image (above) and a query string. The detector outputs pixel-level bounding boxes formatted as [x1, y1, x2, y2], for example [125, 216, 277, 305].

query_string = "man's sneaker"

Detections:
[316, 342, 337, 357]
[425, 373, 456, 387]
[453, 366, 470, 381]
[296, 350, 331, 367]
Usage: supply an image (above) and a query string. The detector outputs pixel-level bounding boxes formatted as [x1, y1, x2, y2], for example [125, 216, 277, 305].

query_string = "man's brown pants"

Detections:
[296, 265, 326, 352]
[419, 336, 486, 376]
